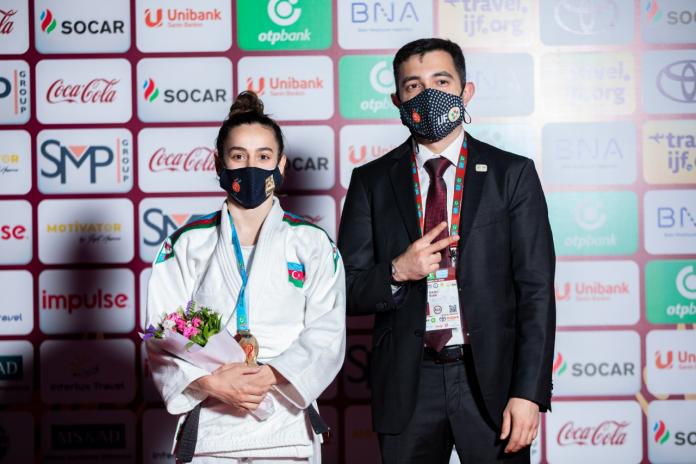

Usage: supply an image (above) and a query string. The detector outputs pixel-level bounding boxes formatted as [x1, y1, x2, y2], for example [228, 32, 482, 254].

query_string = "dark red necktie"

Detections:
[423, 157, 453, 351]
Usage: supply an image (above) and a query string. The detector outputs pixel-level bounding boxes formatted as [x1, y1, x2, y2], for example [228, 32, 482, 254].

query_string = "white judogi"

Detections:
[145, 199, 346, 462]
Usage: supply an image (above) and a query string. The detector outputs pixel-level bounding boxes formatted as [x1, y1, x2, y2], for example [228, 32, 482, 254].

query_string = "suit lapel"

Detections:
[457, 134, 487, 255]
[389, 140, 420, 243]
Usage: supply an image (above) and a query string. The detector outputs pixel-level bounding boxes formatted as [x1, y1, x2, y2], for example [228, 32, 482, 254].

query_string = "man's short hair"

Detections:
[392, 38, 466, 97]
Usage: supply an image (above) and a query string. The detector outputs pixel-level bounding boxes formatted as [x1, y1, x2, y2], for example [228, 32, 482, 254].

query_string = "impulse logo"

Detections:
[40, 9, 56, 34]
[654, 420, 670, 444]
[0, 9, 16, 34]
[142, 78, 159, 102]
[41, 289, 128, 314]
[646, 1, 662, 23]
[553, 352, 567, 375]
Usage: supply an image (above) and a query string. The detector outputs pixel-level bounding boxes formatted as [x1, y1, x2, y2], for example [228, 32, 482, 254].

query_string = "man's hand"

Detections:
[500, 397, 540, 453]
[392, 222, 459, 282]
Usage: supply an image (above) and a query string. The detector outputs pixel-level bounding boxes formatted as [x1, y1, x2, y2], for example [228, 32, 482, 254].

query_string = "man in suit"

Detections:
[337, 38, 556, 463]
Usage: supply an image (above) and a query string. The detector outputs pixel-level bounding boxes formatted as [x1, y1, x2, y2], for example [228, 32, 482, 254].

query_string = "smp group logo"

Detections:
[38, 199, 134, 265]
[541, 52, 635, 116]
[138, 197, 223, 263]
[643, 120, 696, 184]
[646, 260, 696, 324]
[540, 0, 633, 45]
[0, 270, 33, 337]
[438, 0, 532, 46]
[0, 200, 32, 265]
[40, 339, 135, 404]
[643, 0, 696, 44]
[649, 401, 696, 463]
[555, 260, 639, 326]
[237, 0, 331, 50]
[644, 51, 696, 114]
[135, 0, 231, 52]
[34, 0, 129, 53]
[0, 340, 33, 404]
[466, 53, 534, 117]
[337, 0, 433, 49]
[37, 129, 132, 194]
[0, 60, 29, 124]
[339, 55, 399, 119]
[279, 195, 337, 240]
[137, 58, 232, 122]
[646, 330, 696, 396]
[547, 191, 638, 256]
[542, 122, 636, 185]
[552, 331, 640, 396]
[43, 411, 135, 462]
[546, 401, 642, 463]
[35, 59, 131, 124]
[238, 56, 333, 120]
[339, 124, 410, 188]
[0, 0, 29, 54]
[39, 269, 135, 335]
[645, 190, 696, 254]
[282, 126, 335, 190]
[138, 127, 219, 193]
[0, 130, 31, 195]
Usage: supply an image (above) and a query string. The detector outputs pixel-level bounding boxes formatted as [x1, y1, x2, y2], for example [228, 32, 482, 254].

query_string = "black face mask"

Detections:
[219, 166, 283, 209]
[398, 88, 464, 142]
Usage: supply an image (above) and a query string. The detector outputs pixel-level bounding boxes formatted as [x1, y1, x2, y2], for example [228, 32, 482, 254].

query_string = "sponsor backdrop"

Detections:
[0, 0, 695, 462]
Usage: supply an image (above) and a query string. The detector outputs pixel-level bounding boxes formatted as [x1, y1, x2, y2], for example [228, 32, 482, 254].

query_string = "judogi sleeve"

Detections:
[267, 238, 346, 409]
[145, 240, 210, 415]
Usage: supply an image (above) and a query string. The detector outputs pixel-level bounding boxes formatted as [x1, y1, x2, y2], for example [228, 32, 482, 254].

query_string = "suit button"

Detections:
[414, 329, 423, 337]
[376, 302, 386, 310]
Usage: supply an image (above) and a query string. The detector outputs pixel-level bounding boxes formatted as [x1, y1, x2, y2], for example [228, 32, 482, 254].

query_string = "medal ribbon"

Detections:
[411, 137, 469, 239]
[227, 211, 250, 333]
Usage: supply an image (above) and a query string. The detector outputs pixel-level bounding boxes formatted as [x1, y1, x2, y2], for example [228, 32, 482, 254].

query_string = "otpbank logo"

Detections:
[135, 0, 231, 52]
[138, 196, 223, 263]
[35, 0, 129, 53]
[0, 60, 30, 124]
[547, 191, 638, 256]
[0, 0, 29, 54]
[238, 56, 333, 120]
[237, 0, 331, 51]
[137, 58, 232, 122]
[339, 55, 399, 120]
[647, 261, 696, 324]
[646, 330, 696, 396]
[649, 401, 696, 463]
[37, 129, 132, 194]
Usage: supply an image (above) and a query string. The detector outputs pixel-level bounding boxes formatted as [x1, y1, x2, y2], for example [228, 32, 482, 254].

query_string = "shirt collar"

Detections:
[413, 126, 465, 170]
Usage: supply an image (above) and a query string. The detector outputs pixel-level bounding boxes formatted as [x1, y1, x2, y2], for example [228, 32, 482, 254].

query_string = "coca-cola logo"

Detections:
[148, 147, 216, 173]
[0, 9, 16, 34]
[46, 79, 119, 104]
[557, 420, 629, 446]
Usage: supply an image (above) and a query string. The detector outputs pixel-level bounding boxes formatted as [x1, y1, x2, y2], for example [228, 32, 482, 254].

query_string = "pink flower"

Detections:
[175, 319, 187, 332]
[191, 317, 202, 328]
[182, 326, 199, 339]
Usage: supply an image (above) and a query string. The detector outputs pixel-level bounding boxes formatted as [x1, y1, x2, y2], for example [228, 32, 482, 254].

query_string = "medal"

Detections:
[235, 331, 259, 366]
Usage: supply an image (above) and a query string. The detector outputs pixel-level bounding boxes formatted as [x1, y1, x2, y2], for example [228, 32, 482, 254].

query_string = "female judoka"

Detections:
[145, 91, 346, 463]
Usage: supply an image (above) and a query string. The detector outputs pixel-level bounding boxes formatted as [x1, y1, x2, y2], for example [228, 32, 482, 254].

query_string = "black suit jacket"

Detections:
[338, 133, 556, 434]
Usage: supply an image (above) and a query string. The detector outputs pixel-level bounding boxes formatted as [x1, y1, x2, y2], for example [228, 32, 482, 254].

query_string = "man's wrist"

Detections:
[391, 260, 405, 284]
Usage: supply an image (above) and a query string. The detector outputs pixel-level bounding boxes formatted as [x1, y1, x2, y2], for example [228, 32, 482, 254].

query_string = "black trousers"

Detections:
[378, 348, 530, 464]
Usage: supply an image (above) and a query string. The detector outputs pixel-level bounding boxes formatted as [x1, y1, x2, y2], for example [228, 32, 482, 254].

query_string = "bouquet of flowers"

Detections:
[142, 301, 274, 420]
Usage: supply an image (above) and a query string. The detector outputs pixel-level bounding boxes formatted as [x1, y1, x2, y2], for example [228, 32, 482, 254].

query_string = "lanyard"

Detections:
[411, 138, 469, 240]
[227, 211, 250, 333]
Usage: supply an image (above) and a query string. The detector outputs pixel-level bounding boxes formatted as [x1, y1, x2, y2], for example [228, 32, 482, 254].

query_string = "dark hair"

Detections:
[392, 38, 466, 98]
[215, 91, 285, 172]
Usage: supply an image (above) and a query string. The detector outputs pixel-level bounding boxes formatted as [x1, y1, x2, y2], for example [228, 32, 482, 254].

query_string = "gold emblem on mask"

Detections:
[264, 174, 275, 196]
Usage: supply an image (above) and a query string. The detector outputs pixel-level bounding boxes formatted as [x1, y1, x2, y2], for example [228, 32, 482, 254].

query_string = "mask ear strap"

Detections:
[463, 107, 472, 124]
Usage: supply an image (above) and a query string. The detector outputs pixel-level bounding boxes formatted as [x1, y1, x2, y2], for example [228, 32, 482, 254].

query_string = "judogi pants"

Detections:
[378, 346, 530, 464]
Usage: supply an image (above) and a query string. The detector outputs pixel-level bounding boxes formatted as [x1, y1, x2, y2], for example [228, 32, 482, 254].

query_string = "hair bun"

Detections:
[228, 91, 264, 118]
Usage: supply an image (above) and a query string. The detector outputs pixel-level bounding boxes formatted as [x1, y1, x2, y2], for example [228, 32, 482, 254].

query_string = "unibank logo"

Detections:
[144, 8, 162, 27]
[646, 330, 696, 395]
[38, 129, 132, 194]
[39, 9, 56, 33]
[144, 7, 221, 28]
[645, 190, 696, 254]
[0, 60, 30, 124]
[137, 58, 232, 122]
[655, 349, 696, 370]
[655, 350, 673, 369]
[237, 0, 331, 51]
[340, 55, 399, 119]
[654, 420, 670, 444]
[548, 191, 638, 256]
[553, 352, 567, 375]
[247, 77, 266, 95]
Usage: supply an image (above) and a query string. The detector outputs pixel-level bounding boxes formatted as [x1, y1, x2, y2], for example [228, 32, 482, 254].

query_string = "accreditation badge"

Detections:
[425, 267, 462, 332]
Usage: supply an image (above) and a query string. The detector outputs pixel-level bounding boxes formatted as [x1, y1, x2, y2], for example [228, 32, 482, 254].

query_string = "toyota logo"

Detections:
[554, 0, 619, 35]
[657, 60, 696, 103]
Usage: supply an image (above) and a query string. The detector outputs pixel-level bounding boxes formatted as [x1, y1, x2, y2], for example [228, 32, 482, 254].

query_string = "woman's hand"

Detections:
[191, 363, 268, 412]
